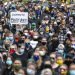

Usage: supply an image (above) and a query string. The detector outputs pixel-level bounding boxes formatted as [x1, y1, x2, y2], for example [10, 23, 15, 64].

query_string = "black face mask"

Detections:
[3, 55, 7, 61]
[57, 22, 61, 25]
[5, 44, 10, 50]
[42, 42, 47, 45]
[41, 63, 52, 70]
[64, 60, 73, 67]
[20, 39, 24, 43]
[33, 38, 39, 41]
[43, 64, 52, 69]
[1, 21, 4, 24]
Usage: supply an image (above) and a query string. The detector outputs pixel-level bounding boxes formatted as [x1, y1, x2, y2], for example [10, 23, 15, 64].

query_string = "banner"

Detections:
[10, 12, 28, 24]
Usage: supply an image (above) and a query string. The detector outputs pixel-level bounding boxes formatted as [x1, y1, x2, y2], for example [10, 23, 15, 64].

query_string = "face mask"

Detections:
[25, 43, 30, 48]
[39, 51, 46, 56]
[61, 71, 67, 75]
[70, 70, 75, 75]
[33, 55, 39, 62]
[3, 55, 7, 61]
[27, 68, 35, 75]
[45, 72, 52, 75]
[58, 50, 64, 54]
[6, 60, 12, 65]
[14, 65, 21, 72]
[33, 36, 39, 39]
[17, 74, 22, 75]
[65, 59, 73, 65]
[6, 37, 10, 40]
[57, 20, 61, 25]
[40, 32, 43, 35]
[5, 44, 10, 50]
[24, 33, 29, 36]
[42, 24, 46, 28]
[9, 36, 14, 41]
[50, 58, 55, 63]
[44, 64, 51, 69]
[41, 42, 46, 45]
[56, 60, 63, 65]
[19, 49, 24, 54]
[32, 16, 36, 19]
[49, 33, 54, 36]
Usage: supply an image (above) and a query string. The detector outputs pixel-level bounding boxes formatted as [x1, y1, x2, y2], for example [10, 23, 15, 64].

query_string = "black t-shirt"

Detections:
[11, 52, 28, 67]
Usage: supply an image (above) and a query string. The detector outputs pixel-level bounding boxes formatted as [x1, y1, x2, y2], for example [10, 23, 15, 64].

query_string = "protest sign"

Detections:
[10, 12, 28, 24]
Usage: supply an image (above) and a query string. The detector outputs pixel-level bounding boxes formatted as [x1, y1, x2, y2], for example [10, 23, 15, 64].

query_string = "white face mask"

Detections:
[58, 50, 64, 54]
[19, 49, 24, 54]
[33, 35, 38, 39]
[9, 36, 14, 40]
[44, 72, 52, 75]
[39, 51, 46, 56]
[27, 68, 35, 75]
[24, 33, 29, 36]
[40, 32, 43, 35]
[6, 60, 12, 65]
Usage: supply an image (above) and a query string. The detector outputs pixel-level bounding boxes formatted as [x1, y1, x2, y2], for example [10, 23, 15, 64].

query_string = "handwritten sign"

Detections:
[10, 12, 28, 24]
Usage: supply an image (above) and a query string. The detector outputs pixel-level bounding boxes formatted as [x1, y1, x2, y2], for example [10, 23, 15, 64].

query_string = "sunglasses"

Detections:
[50, 57, 55, 60]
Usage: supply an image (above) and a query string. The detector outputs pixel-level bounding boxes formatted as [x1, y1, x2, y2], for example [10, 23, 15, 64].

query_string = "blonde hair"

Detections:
[41, 68, 52, 75]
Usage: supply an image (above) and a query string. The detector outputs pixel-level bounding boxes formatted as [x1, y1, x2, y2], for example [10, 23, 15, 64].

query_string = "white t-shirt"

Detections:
[30, 40, 38, 49]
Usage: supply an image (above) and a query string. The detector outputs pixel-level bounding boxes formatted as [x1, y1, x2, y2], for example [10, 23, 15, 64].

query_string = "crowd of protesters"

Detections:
[0, 0, 75, 75]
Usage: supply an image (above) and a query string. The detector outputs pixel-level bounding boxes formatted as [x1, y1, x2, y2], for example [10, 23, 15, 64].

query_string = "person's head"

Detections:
[68, 48, 75, 54]
[39, 46, 47, 56]
[6, 57, 13, 67]
[59, 64, 68, 75]
[10, 44, 17, 52]
[18, 68, 27, 75]
[4, 40, 10, 50]
[10, 45, 16, 51]
[18, 45, 25, 54]
[57, 44, 65, 50]
[64, 54, 73, 67]
[50, 53, 56, 64]
[33, 48, 42, 68]
[41, 68, 52, 75]
[56, 55, 64, 66]
[23, 29, 29, 37]
[33, 32, 39, 40]
[41, 37, 47, 45]
[2, 52, 7, 61]
[52, 34, 58, 41]
[27, 59, 35, 66]
[21, 35, 26, 43]
[33, 49, 40, 62]
[65, 38, 72, 45]
[57, 44, 65, 56]
[41, 58, 52, 70]
[27, 63, 36, 75]
[19, 6, 24, 12]
[13, 60, 22, 72]
[69, 64, 75, 75]
[25, 38, 30, 49]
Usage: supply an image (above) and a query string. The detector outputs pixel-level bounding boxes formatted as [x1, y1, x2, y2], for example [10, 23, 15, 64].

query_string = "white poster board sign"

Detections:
[10, 12, 28, 24]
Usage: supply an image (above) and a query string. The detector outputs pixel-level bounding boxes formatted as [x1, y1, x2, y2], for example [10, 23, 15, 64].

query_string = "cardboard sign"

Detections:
[10, 12, 28, 24]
